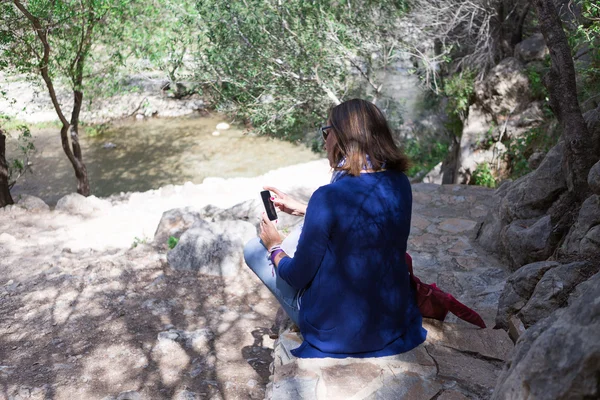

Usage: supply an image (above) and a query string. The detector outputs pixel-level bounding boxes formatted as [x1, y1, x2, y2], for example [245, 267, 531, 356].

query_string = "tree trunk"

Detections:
[0, 130, 15, 207]
[68, 86, 90, 196]
[13, 0, 91, 196]
[533, 0, 597, 201]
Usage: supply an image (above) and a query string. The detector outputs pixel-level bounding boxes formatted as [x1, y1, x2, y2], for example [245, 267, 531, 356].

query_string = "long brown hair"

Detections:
[328, 98, 409, 176]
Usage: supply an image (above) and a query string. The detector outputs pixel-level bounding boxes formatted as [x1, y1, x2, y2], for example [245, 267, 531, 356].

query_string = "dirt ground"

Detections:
[0, 241, 280, 400]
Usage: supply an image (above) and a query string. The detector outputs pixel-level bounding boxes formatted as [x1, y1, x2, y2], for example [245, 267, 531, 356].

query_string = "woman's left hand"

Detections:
[259, 212, 282, 250]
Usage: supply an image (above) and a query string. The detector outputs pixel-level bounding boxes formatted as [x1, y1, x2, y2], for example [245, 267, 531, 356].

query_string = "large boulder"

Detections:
[476, 181, 513, 255]
[583, 104, 600, 153]
[55, 193, 111, 215]
[17, 194, 49, 212]
[588, 160, 600, 195]
[495, 261, 559, 329]
[167, 219, 256, 276]
[517, 261, 599, 327]
[492, 272, 600, 399]
[476, 142, 568, 267]
[502, 216, 553, 268]
[499, 141, 567, 222]
[153, 207, 204, 249]
[514, 33, 548, 63]
[475, 57, 531, 116]
[561, 194, 600, 256]
[268, 320, 513, 400]
[202, 197, 305, 231]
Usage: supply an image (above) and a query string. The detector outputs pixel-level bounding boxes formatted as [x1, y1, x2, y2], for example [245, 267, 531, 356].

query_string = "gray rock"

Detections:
[422, 161, 443, 184]
[515, 101, 545, 128]
[167, 219, 256, 276]
[173, 389, 200, 400]
[527, 151, 545, 170]
[205, 198, 304, 231]
[499, 142, 567, 222]
[492, 272, 600, 399]
[515, 33, 548, 63]
[475, 57, 531, 116]
[561, 195, 600, 256]
[508, 315, 526, 343]
[502, 216, 553, 268]
[588, 160, 600, 195]
[55, 193, 110, 215]
[271, 377, 319, 400]
[153, 207, 204, 249]
[17, 194, 49, 212]
[116, 391, 142, 400]
[364, 374, 442, 399]
[580, 224, 600, 254]
[476, 183, 513, 255]
[457, 104, 496, 183]
[495, 261, 559, 329]
[583, 104, 600, 153]
[518, 261, 600, 327]
[426, 344, 503, 396]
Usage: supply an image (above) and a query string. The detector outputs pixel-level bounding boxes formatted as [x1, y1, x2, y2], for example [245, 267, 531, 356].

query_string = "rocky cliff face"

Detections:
[474, 99, 600, 400]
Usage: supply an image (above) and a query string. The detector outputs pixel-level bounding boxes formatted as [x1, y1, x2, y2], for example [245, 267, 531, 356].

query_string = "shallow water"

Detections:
[10, 114, 320, 205]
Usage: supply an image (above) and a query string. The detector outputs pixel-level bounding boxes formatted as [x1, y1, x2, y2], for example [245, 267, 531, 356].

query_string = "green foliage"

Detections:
[81, 122, 109, 138]
[190, 0, 409, 141]
[569, 1, 600, 106]
[441, 70, 475, 137]
[504, 125, 560, 179]
[471, 162, 496, 188]
[404, 138, 449, 177]
[0, 114, 36, 187]
[524, 65, 548, 101]
[167, 236, 179, 250]
[131, 236, 149, 248]
[0, 0, 143, 103]
[443, 71, 475, 118]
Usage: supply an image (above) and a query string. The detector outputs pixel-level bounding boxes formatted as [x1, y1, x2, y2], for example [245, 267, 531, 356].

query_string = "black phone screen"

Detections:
[260, 190, 278, 221]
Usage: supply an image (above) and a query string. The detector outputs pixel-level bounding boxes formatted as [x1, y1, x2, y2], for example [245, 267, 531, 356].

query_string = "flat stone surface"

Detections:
[438, 218, 478, 234]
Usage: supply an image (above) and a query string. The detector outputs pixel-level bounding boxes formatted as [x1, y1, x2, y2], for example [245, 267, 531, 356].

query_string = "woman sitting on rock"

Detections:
[243, 98, 427, 358]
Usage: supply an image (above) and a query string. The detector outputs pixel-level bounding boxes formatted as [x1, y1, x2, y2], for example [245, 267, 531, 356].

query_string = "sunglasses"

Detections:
[320, 125, 332, 141]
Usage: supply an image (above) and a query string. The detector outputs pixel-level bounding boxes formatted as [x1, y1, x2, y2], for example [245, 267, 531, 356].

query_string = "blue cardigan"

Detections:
[278, 169, 427, 358]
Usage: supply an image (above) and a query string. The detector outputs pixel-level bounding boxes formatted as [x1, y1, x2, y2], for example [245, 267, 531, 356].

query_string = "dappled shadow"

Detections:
[0, 245, 277, 399]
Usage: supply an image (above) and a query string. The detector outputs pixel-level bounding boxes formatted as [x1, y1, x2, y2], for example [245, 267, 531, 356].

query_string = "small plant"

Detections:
[167, 236, 179, 250]
[503, 125, 559, 179]
[524, 65, 548, 101]
[404, 138, 450, 177]
[131, 236, 150, 248]
[443, 70, 475, 120]
[471, 162, 496, 188]
[82, 122, 109, 138]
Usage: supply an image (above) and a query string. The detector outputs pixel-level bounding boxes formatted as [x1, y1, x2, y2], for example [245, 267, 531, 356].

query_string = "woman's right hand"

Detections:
[263, 186, 307, 216]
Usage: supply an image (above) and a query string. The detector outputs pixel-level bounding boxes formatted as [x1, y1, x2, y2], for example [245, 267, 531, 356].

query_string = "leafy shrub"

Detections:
[524, 65, 548, 101]
[471, 162, 496, 188]
[404, 138, 450, 177]
[167, 236, 179, 250]
[503, 125, 560, 179]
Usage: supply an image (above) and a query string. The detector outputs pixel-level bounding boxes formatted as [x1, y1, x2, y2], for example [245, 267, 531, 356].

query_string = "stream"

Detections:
[7, 56, 432, 206]
[9, 114, 320, 205]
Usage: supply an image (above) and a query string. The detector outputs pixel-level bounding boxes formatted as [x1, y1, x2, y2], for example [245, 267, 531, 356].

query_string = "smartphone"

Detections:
[260, 190, 278, 221]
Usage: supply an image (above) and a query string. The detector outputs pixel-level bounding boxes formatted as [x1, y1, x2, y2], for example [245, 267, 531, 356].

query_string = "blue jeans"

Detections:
[243, 237, 300, 326]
